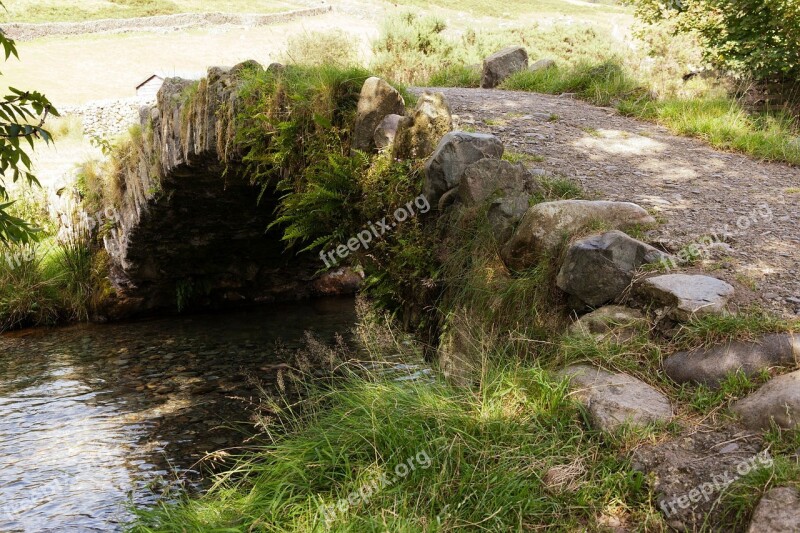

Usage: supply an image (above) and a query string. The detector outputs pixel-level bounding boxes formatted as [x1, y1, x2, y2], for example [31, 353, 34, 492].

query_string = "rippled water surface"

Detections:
[0, 297, 356, 532]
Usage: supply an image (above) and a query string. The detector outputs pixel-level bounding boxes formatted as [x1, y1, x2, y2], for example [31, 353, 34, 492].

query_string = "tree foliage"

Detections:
[0, 4, 58, 244]
[628, 0, 800, 82]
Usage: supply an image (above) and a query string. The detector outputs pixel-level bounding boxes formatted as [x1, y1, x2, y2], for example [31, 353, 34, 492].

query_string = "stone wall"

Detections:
[102, 63, 357, 318]
[61, 98, 145, 139]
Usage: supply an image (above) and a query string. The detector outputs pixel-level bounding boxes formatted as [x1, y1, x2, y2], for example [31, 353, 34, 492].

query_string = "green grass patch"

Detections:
[502, 150, 544, 164]
[619, 97, 800, 165]
[502, 60, 646, 107]
[671, 308, 796, 350]
[133, 365, 661, 531]
[677, 370, 770, 415]
[426, 64, 481, 88]
[530, 175, 584, 204]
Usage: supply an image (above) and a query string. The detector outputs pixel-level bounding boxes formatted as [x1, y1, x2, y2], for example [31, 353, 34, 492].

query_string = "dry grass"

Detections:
[0, 0, 301, 23]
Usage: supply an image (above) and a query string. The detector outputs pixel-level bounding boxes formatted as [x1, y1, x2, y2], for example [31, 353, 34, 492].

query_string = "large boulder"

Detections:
[352, 77, 406, 152]
[459, 158, 535, 242]
[569, 305, 647, 342]
[481, 46, 529, 89]
[633, 428, 768, 531]
[747, 487, 800, 533]
[459, 158, 535, 206]
[423, 132, 504, 206]
[557, 231, 672, 308]
[731, 369, 800, 430]
[502, 200, 656, 270]
[486, 196, 531, 244]
[558, 365, 673, 432]
[636, 274, 734, 322]
[392, 92, 452, 160]
[664, 333, 800, 387]
[373, 113, 403, 151]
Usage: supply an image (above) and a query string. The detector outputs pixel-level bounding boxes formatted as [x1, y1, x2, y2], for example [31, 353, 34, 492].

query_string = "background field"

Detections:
[0, 0, 302, 23]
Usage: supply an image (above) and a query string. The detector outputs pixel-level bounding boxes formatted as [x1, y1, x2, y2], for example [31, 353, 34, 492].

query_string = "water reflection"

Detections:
[0, 297, 356, 532]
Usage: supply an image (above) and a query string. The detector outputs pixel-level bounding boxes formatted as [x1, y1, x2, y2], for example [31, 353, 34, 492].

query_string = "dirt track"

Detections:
[415, 87, 800, 317]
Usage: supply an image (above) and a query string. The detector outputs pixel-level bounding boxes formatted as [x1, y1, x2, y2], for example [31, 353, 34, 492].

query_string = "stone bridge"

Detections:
[102, 64, 358, 317]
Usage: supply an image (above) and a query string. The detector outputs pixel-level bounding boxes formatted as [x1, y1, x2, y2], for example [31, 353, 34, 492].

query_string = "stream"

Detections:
[0, 297, 356, 532]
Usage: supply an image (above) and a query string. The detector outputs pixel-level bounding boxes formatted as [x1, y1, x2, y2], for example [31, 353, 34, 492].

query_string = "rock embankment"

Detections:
[2, 6, 333, 41]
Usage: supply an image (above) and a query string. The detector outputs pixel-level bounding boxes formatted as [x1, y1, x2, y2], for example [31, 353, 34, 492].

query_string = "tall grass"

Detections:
[0, 193, 100, 331]
[133, 360, 661, 531]
[619, 97, 800, 164]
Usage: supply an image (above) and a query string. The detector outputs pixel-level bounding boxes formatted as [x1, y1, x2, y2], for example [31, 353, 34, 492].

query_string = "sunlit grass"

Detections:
[620, 97, 800, 165]
[133, 365, 662, 531]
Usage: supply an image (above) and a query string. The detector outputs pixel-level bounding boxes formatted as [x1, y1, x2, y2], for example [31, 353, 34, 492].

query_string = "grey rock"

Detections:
[373, 113, 404, 151]
[633, 428, 768, 531]
[557, 231, 672, 307]
[569, 305, 646, 341]
[530, 58, 556, 72]
[502, 200, 656, 270]
[732, 369, 800, 430]
[747, 487, 800, 533]
[424, 132, 504, 206]
[459, 158, 532, 206]
[665, 333, 800, 387]
[312, 267, 364, 296]
[487, 195, 532, 244]
[392, 92, 452, 160]
[558, 365, 673, 432]
[637, 274, 735, 321]
[352, 77, 405, 152]
[481, 46, 529, 88]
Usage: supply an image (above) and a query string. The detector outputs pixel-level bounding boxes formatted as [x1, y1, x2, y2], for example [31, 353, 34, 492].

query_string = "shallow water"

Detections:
[0, 297, 356, 532]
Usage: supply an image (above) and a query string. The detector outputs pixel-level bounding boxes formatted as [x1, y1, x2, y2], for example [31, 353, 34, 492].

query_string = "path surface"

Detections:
[417, 87, 800, 317]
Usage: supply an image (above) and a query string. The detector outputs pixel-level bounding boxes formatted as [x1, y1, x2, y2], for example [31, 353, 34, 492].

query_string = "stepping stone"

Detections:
[633, 428, 768, 531]
[569, 305, 646, 342]
[558, 365, 672, 432]
[731, 369, 800, 430]
[502, 200, 656, 270]
[557, 231, 672, 307]
[664, 333, 800, 387]
[637, 274, 734, 321]
[747, 487, 800, 533]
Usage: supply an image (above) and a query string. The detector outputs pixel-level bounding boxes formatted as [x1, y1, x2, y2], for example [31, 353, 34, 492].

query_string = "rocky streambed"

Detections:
[0, 297, 355, 532]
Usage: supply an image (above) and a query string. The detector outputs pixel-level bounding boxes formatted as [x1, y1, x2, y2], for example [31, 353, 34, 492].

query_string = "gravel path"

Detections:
[416, 87, 800, 317]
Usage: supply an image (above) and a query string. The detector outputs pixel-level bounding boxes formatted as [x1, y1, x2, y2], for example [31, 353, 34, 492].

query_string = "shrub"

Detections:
[284, 29, 359, 67]
[627, 0, 800, 83]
